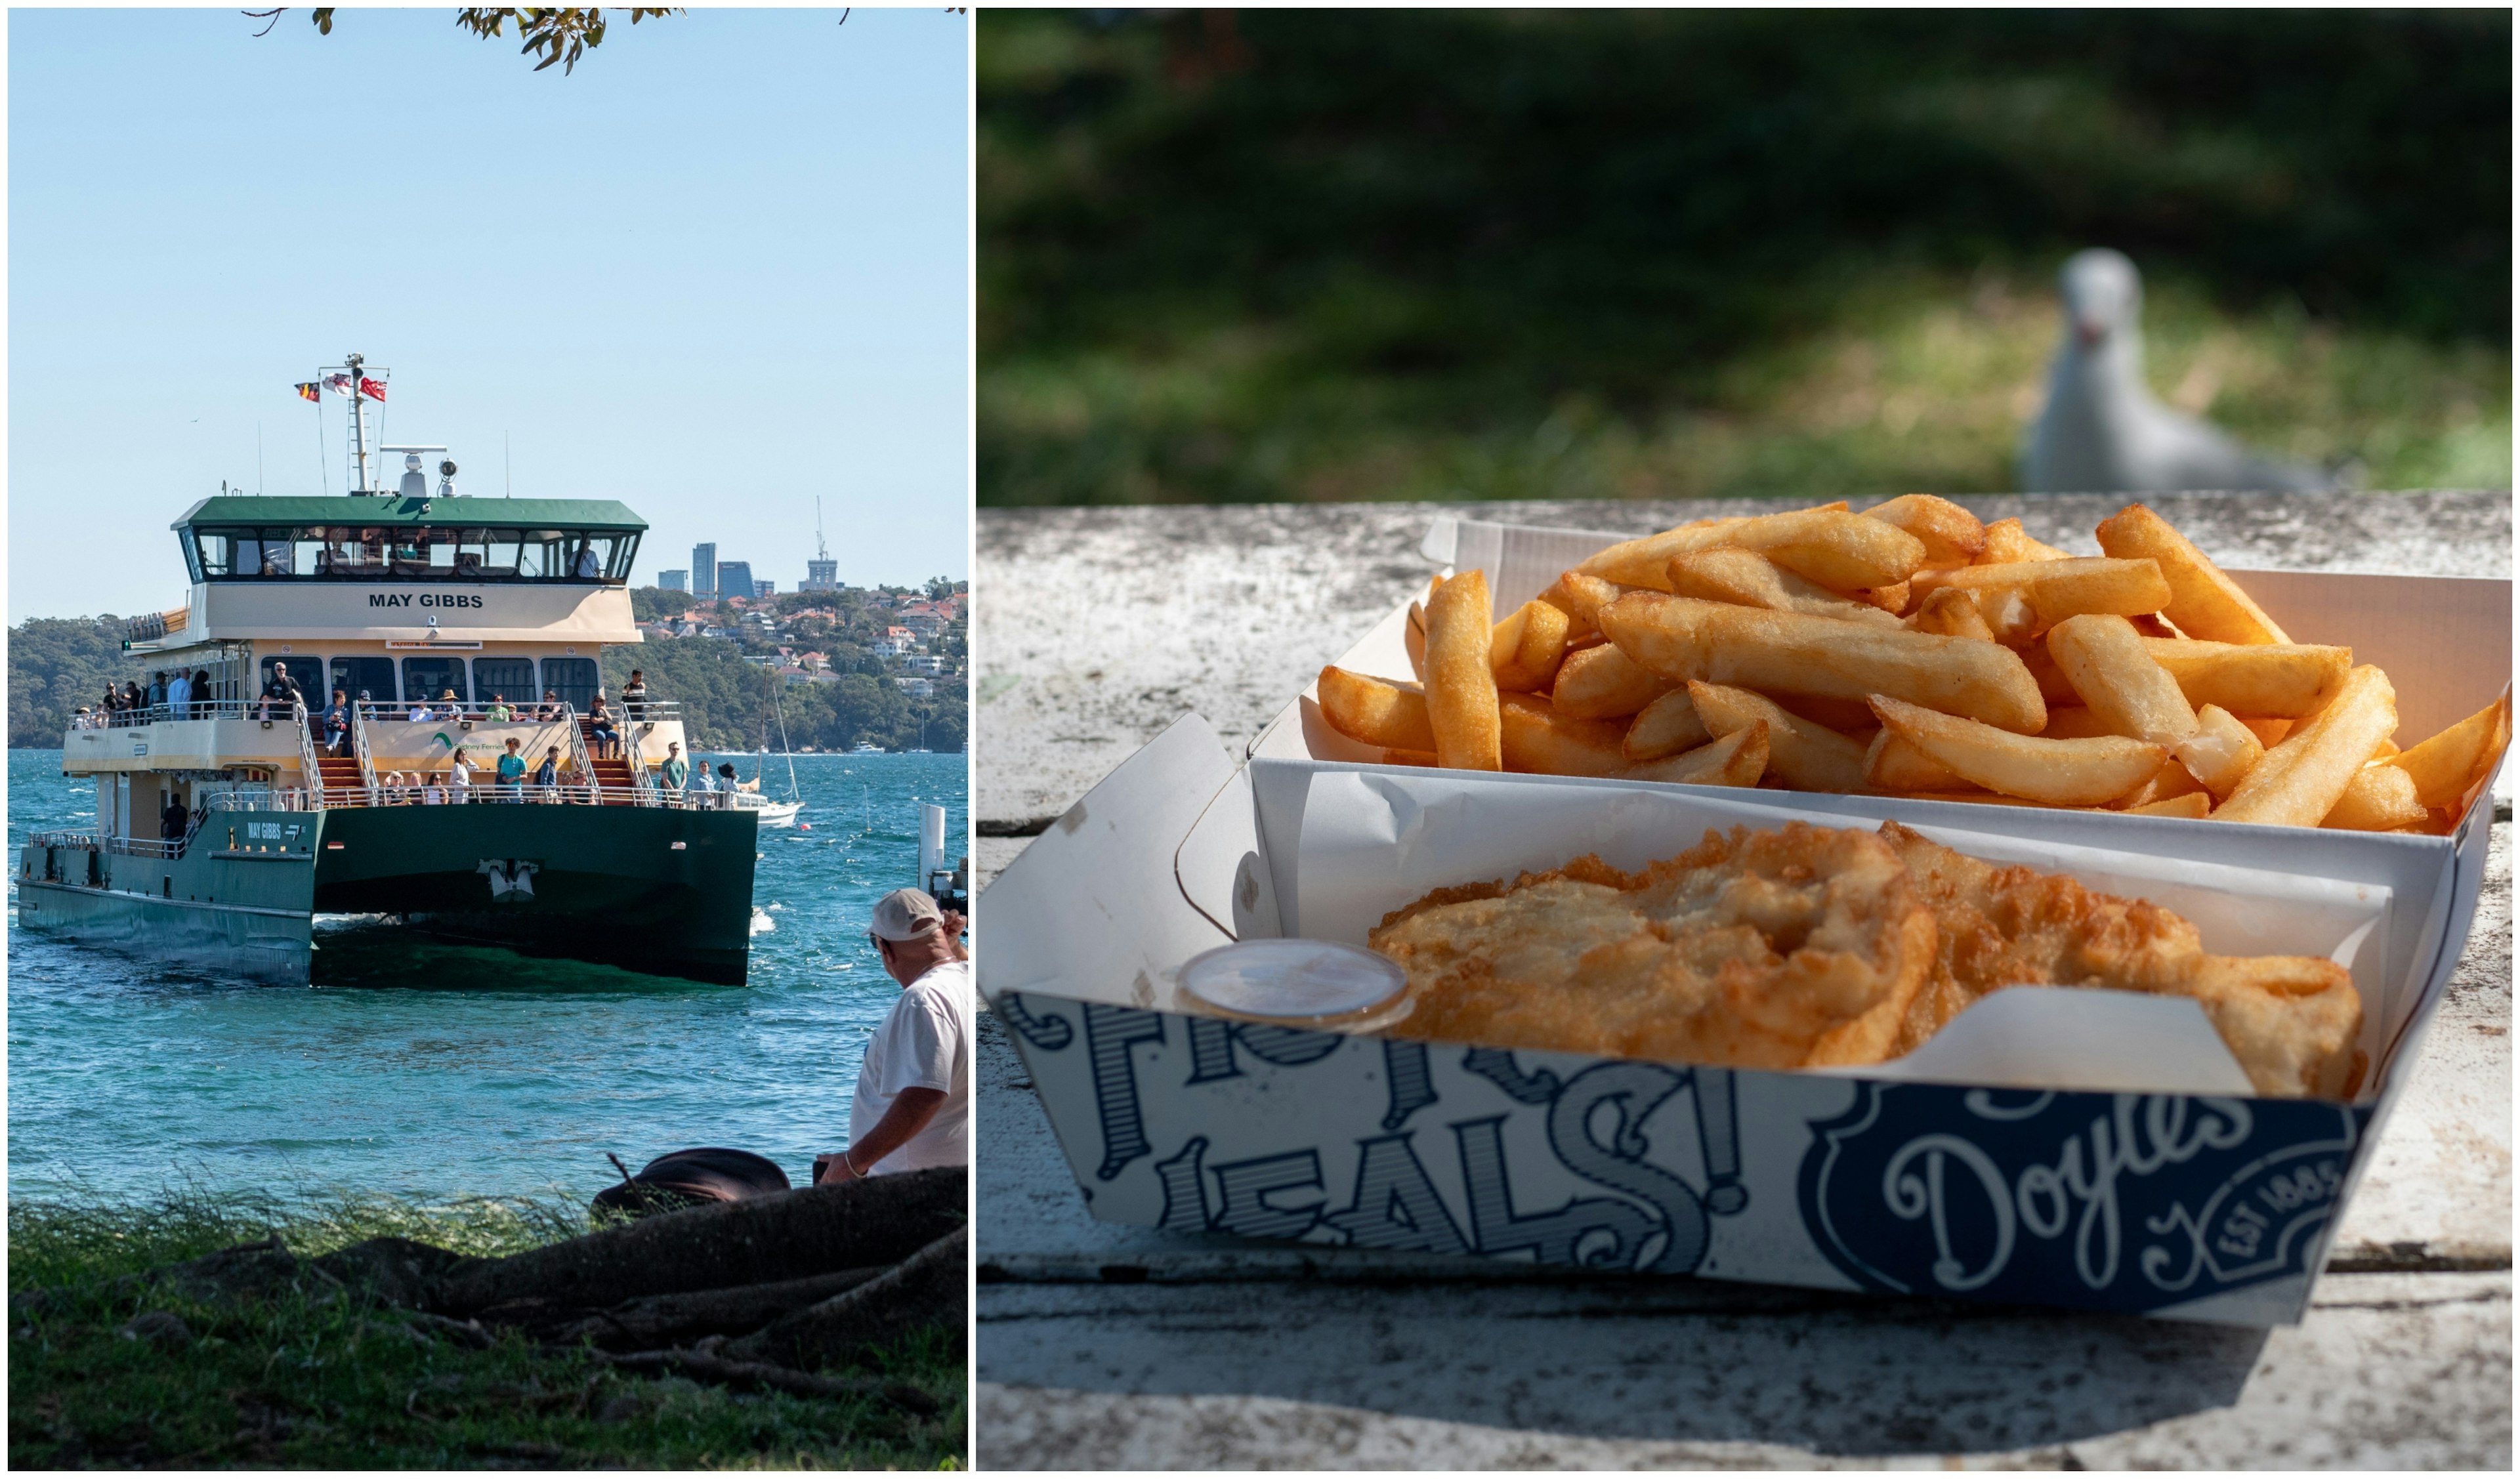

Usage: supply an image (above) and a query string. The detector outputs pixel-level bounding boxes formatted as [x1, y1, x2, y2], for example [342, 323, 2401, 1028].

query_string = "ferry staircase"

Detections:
[312, 751, 365, 796]
[573, 713, 645, 806]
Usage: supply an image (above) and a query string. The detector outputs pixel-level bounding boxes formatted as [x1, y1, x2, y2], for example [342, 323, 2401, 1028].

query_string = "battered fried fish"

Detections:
[1876, 821, 2364, 1098]
[1371, 823, 1938, 1070]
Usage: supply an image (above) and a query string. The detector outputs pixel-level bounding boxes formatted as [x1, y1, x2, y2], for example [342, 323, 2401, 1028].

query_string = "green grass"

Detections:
[10, 1190, 966, 1470]
[978, 10, 2510, 506]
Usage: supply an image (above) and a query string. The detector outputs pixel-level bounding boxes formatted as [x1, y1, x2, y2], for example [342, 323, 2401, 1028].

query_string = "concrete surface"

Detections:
[972, 492, 2513, 1470]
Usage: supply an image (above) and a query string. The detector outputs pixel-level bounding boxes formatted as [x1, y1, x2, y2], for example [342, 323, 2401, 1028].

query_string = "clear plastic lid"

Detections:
[1176, 938, 1410, 1028]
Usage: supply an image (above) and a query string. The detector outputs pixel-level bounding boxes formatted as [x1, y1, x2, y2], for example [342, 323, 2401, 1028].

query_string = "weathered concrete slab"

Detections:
[976, 1268, 2509, 1470]
[972, 492, 2514, 1469]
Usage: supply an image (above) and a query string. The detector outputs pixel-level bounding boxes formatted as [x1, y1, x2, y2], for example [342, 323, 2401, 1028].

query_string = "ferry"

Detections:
[18, 392, 758, 984]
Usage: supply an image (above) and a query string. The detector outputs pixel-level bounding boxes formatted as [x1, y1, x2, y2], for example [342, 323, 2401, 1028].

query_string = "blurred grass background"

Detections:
[978, 9, 2510, 506]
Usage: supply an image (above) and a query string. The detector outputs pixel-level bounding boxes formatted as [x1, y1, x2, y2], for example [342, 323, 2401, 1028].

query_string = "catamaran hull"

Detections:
[16, 802, 759, 986]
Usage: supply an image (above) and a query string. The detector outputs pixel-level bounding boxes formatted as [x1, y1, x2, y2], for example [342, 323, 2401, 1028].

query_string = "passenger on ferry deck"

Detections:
[123, 680, 147, 715]
[322, 690, 355, 757]
[689, 760, 715, 805]
[717, 763, 743, 807]
[423, 772, 446, 804]
[448, 753, 474, 803]
[165, 671, 192, 719]
[589, 697, 620, 759]
[100, 684, 121, 717]
[160, 795, 188, 842]
[72, 707, 94, 730]
[440, 688, 465, 722]
[622, 671, 648, 722]
[659, 741, 688, 793]
[533, 747, 560, 800]
[497, 738, 527, 801]
[147, 672, 168, 715]
[536, 690, 562, 721]
[259, 663, 303, 720]
[486, 694, 514, 722]
[192, 671, 213, 720]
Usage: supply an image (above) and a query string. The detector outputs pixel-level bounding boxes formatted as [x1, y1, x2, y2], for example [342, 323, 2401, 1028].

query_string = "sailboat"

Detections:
[736, 690, 804, 827]
[906, 718, 933, 755]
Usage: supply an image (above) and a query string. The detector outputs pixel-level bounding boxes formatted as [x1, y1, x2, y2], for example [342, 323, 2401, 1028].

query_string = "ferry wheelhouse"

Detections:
[20, 492, 759, 984]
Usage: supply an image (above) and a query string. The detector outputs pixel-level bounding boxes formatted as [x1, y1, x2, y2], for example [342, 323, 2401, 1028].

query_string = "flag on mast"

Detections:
[358, 375, 388, 402]
[324, 373, 356, 398]
[295, 382, 321, 403]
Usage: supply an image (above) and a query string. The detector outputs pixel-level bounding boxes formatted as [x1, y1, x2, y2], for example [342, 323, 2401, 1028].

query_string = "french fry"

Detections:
[2126, 792, 2212, 819]
[2382, 692, 2514, 809]
[1491, 600, 1574, 693]
[1980, 517, 2070, 564]
[1868, 693, 2168, 805]
[1975, 586, 2042, 644]
[2113, 757, 2206, 810]
[1622, 688, 1711, 761]
[1538, 572, 1619, 640]
[2046, 614, 2199, 746]
[1425, 569, 1502, 771]
[1863, 731, 1979, 793]
[1404, 600, 1427, 681]
[2095, 503, 2290, 644]
[1626, 719, 1769, 787]
[2138, 637, 2349, 718]
[1906, 585, 1994, 641]
[2014, 641, 2080, 706]
[1576, 507, 1918, 591]
[1599, 593, 2048, 733]
[1687, 681, 1868, 793]
[1551, 642, 1674, 719]
[1664, 548, 1903, 627]
[1862, 580, 1911, 615]
[1772, 692, 1881, 734]
[2172, 705, 2265, 801]
[1864, 494, 1987, 566]
[1498, 692, 1631, 778]
[2240, 717, 2292, 747]
[2128, 613, 2183, 638]
[2213, 665, 2397, 826]
[1382, 749, 1438, 768]
[2322, 763, 2431, 831]
[1316, 665, 1437, 751]
[2038, 706, 2118, 740]
[1913, 558, 2173, 629]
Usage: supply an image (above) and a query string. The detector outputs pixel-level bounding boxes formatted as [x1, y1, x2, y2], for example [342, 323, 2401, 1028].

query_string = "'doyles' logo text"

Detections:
[1798, 1085, 2365, 1314]
[997, 996, 1750, 1274]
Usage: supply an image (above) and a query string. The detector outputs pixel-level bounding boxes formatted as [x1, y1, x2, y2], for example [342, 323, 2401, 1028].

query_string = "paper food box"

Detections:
[982, 516, 2509, 1325]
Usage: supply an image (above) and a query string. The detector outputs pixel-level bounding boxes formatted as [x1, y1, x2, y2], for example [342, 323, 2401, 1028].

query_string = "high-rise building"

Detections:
[692, 543, 718, 597]
[717, 561, 755, 600]
[755, 579, 776, 599]
[801, 556, 840, 592]
[658, 569, 688, 592]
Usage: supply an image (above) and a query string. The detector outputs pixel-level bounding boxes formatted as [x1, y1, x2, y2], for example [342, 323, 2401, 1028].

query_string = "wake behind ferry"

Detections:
[18, 409, 759, 984]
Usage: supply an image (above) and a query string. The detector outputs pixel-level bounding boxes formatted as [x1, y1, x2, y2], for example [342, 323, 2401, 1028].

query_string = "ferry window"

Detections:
[331, 657, 397, 705]
[473, 659, 534, 707]
[609, 533, 640, 580]
[450, 528, 497, 579]
[400, 656, 471, 709]
[516, 531, 561, 579]
[193, 531, 236, 576]
[541, 657, 599, 711]
[483, 531, 528, 577]
[257, 656, 314, 701]
[248, 531, 295, 577]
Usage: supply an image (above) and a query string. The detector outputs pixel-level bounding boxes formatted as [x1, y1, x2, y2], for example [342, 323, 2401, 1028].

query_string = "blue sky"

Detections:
[8, 7, 967, 621]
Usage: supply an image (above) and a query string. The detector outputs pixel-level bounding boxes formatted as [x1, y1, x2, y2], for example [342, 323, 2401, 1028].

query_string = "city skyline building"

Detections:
[717, 560, 756, 600]
[755, 579, 777, 599]
[659, 569, 688, 593]
[692, 543, 718, 597]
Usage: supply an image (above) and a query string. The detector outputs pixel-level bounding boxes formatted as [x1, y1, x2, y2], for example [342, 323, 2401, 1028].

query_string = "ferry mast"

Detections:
[319, 352, 388, 494]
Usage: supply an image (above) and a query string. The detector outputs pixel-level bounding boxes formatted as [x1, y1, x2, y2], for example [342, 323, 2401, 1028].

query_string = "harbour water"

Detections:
[6, 747, 966, 1205]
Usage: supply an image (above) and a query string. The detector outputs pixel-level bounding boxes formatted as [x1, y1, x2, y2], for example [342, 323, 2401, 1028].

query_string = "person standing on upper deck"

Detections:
[146, 672, 167, 715]
[260, 663, 303, 722]
[622, 671, 649, 723]
[816, 890, 971, 1184]
[165, 671, 192, 722]
[660, 741, 688, 792]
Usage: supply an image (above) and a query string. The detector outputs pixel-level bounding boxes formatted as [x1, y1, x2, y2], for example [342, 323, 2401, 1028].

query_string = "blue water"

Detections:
[5, 747, 966, 1204]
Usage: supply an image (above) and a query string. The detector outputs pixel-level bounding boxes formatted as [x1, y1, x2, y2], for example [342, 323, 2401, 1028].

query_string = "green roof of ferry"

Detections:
[173, 495, 648, 532]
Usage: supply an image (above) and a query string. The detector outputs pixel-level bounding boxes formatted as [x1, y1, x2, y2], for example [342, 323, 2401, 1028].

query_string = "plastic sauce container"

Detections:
[1176, 938, 1412, 1032]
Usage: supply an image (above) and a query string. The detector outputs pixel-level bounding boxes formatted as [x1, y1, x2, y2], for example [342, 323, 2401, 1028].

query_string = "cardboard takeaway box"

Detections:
[982, 516, 2511, 1325]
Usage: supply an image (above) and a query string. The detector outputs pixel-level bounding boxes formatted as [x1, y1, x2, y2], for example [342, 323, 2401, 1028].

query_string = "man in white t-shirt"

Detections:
[816, 888, 971, 1183]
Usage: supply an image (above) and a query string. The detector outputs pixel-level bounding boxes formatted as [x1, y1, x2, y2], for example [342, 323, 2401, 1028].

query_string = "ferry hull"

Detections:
[18, 802, 759, 986]
[14, 879, 315, 983]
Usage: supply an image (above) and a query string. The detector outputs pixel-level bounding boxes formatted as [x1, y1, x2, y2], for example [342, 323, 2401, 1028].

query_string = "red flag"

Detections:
[295, 382, 321, 403]
[359, 376, 387, 402]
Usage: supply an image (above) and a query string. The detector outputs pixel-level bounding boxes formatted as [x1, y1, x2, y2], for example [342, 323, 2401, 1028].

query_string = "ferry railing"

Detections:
[74, 699, 269, 730]
[293, 702, 327, 806]
[558, 703, 606, 805]
[351, 703, 380, 793]
[201, 784, 740, 812]
[29, 829, 98, 849]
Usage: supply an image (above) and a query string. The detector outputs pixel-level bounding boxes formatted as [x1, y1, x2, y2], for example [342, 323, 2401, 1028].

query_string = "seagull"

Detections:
[2021, 249, 2340, 494]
